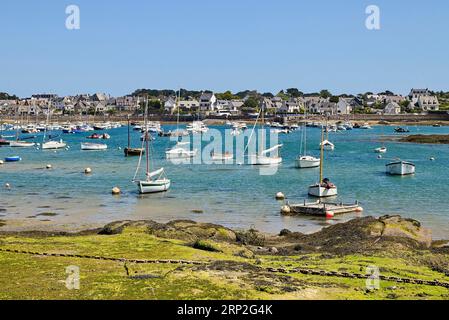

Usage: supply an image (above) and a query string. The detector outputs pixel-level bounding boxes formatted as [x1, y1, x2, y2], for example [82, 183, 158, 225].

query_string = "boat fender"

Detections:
[280, 205, 291, 214]
[325, 211, 335, 219]
[112, 187, 121, 195]
[84, 167, 92, 174]
[276, 192, 285, 200]
[355, 207, 364, 213]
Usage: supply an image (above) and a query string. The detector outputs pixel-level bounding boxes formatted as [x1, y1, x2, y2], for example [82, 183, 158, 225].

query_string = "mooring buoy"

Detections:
[84, 167, 92, 174]
[276, 192, 285, 200]
[112, 187, 121, 195]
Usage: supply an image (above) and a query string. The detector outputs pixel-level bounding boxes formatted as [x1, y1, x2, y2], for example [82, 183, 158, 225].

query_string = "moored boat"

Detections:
[10, 141, 35, 148]
[386, 161, 415, 176]
[81, 142, 107, 150]
[4, 156, 22, 162]
[308, 127, 338, 198]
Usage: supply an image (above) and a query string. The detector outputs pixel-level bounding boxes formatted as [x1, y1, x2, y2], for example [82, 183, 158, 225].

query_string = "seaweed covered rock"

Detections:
[280, 215, 433, 255]
[98, 219, 236, 243]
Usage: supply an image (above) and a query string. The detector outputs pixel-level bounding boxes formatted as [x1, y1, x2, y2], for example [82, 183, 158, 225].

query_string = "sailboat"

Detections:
[320, 121, 335, 151]
[296, 108, 320, 169]
[374, 123, 387, 153]
[9, 117, 35, 148]
[308, 127, 338, 197]
[124, 115, 144, 156]
[41, 103, 66, 150]
[134, 99, 171, 194]
[247, 105, 282, 165]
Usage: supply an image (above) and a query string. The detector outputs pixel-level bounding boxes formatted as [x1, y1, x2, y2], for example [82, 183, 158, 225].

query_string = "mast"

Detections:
[303, 105, 307, 156]
[261, 103, 265, 154]
[145, 98, 150, 178]
[127, 114, 130, 149]
[319, 126, 324, 184]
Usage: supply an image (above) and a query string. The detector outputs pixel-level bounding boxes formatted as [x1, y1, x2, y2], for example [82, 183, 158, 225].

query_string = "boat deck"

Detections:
[282, 200, 361, 216]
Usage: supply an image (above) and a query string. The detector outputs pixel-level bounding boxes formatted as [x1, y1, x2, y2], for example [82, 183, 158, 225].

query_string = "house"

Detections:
[164, 96, 177, 114]
[408, 89, 431, 104]
[384, 101, 401, 115]
[116, 96, 140, 111]
[199, 92, 217, 113]
[177, 99, 200, 112]
[418, 95, 439, 111]
[336, 98, 353, 115]
[383, 95, 405, 104]
[279, 98, 301, 113]
[228, 100, 244, 115]
[91, 93, 108, 102]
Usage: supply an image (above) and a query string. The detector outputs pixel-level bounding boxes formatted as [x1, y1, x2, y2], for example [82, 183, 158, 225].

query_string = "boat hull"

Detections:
[295, 156, 320, 168]
[10, 141, 35, 148]
[124, 148, 144, 156]
[4, 156, 22, 162]
[165, 148, 197, 159]
[249, 155, 282, 165]
[386, 161, 415, 176]
[308, 185, 338, 198]
[42, 141, 67, 150]
[81, 143, 107, 151]
[137, 179, 171, 194]
[375, 147, 387, 153]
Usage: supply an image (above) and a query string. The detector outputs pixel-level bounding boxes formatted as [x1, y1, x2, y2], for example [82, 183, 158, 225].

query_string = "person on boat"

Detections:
[321, 178, 335, 189]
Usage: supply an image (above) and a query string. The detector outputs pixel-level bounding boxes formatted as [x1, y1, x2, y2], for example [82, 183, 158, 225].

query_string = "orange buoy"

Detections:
[355, 207, 364, 213]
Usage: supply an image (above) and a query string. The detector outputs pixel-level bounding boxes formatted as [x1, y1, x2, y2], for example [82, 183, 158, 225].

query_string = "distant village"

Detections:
[0, 88, 446, 118]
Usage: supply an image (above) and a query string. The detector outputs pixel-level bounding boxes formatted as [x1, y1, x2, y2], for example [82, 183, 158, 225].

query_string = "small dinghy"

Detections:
[81, 142, 107, 151]
[374, 147, 387, 153]
[386, 161, 415, 176]
[87, 133, 102, 139]
[5, 156, 21, 162]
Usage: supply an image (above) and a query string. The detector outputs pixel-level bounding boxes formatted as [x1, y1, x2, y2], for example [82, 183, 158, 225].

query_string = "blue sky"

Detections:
[1, 0, 448, 97]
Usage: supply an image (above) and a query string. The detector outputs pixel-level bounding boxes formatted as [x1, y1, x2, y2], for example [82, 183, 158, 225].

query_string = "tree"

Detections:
[262, 92, 274, 98]
[319, 90, 332, 99]
[286, 88, 303, 98]
[276, 90, 289, 101]
[216, 91, 238, 100]
[329, 96, 339, 103]
[242, 97, 259, 112]
[0, 92, 18, 100]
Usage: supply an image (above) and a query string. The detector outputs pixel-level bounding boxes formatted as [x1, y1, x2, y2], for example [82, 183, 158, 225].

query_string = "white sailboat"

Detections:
[374, 123, 387, 153]
[320, 121, 335, 151]
[247, 105, 282, 165]
[165, 142, 197, 159]
[134, 99, 171, 194]
[296, 109, 320, 169]
[10, 141, 35, 148]
[41, 103, 66, 150]
[308, 127, 338, 197]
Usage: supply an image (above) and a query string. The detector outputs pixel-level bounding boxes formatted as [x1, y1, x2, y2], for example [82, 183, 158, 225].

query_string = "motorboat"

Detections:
[386, 161, 415, 176]
[81, 142, 107, 150]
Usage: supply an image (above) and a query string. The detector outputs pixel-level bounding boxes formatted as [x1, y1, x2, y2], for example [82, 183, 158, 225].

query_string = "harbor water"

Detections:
[1, 124, 448, 238]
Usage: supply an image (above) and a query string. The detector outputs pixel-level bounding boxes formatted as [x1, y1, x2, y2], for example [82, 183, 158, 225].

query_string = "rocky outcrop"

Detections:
[99, 219, 237, 243]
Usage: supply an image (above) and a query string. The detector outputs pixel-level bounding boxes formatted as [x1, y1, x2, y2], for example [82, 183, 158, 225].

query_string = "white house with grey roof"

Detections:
[418, 95, 439, 111]
[384, 101, 401, 115]
[199, 92, 217, 113]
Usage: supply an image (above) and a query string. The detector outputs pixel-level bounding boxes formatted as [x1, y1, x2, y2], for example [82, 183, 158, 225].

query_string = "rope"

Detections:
[1, 247, 448, 288]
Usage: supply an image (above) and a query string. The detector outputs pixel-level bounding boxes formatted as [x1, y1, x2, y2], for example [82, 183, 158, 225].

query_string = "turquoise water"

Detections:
[1, 125, 448, 238]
